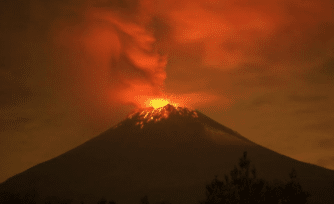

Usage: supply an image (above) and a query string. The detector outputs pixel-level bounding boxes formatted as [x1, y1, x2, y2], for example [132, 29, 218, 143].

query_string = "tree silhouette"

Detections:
[0, 189, 40, 204]
[201, 151, 310, 204]
[0, 191, 22, 204]
[98, 197, 108, 204]
[280, 168, 310, 204]
[140, 195, 149, 204]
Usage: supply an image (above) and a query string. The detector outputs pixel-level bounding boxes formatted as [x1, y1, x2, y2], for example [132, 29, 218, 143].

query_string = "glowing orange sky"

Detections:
[0, 0, 334, 183]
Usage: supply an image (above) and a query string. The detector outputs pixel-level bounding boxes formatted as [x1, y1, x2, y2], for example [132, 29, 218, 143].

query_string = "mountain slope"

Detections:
[1, 105, 334, 204]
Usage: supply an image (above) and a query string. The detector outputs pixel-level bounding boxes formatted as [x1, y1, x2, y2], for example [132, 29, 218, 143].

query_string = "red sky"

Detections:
[1, 0, 334, 183]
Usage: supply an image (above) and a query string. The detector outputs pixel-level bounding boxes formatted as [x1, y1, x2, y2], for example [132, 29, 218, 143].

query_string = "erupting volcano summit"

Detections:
[125, 104, 198, 129]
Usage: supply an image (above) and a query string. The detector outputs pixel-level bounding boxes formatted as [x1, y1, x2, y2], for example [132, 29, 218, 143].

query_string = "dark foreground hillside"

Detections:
[1, 151, 331, 204]
[1, 106, 334, 204]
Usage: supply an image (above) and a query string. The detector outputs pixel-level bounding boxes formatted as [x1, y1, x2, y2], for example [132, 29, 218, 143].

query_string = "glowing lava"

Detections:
[124, 104, 198, 129]
[149, 99, 170, 109]
[144, 98, 181, 109]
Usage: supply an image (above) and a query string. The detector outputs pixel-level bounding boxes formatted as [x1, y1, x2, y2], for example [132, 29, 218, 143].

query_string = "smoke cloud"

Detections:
[49, 0, 169, 119]
[158, 0, 334, 68]
[1, 0, 333, 126]
[150, 0, 334, 109]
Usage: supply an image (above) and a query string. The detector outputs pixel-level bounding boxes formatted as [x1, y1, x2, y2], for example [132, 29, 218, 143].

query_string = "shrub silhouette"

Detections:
[201, 151, 310, 204]
[96, 197, 117, 204]
[140, 195, 149, 204]
[0, 191, 22, 204]
[97, 197, 108, 204]
[0, 189, 38, 204]
[280, 168, 310, 204]
[0, 151, 312, 204]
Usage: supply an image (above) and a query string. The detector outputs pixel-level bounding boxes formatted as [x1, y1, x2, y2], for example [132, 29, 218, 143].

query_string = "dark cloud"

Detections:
[0, 57, 36, 107]
[160, 0, 334, 68]
[0, 89, 33, 107]
[319, 58, 334, 76]
[249, 95, 275, 109]
[93, 0, 139, 11]
[292, 108, 317, 115]
[234, 73, 286, 88]
[304, 117, 334, 133]
[317, 137, 334, 149]
[240, 63, 268, 74]
[316, 156, 334, 169]
[147, 15, 172, 49]
[300, 58, 334, 85]
[0, 117, 31, 132]
[0, 1, 30, 32]
[288, 94, 329, 103]
[250, 97, 272, 108]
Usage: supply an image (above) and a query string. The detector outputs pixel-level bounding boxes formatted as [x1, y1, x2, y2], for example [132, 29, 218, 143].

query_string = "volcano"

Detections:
[1, 104, 334, 204]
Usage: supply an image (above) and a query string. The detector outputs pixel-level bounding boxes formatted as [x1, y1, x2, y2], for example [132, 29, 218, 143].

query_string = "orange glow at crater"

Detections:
[146, 98, 181, 109]
[139, 94, 190, 110]
[145, 97, 182, 109]
[149, 98, 170, 109]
